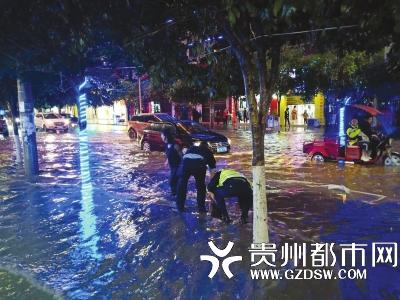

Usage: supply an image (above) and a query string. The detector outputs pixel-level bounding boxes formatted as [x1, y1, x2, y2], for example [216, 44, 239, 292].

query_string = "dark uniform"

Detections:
[165, 143, 182, 195]
[284, 108, 290, 128]
[176, 144, 216, 212]
[207, 169, 252, 223]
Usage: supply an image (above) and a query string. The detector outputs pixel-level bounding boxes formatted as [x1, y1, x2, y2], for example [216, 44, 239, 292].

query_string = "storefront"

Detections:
[86, 100, 128, 125]
[279, 92, 325, 127]
[62, 105, 79, 117]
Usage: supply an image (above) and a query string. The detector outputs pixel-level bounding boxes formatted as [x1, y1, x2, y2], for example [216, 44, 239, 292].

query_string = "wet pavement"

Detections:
[0, 125, 399, 299]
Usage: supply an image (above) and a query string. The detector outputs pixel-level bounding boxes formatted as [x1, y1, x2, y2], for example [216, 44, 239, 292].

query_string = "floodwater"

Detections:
[0, 125, 399, 299]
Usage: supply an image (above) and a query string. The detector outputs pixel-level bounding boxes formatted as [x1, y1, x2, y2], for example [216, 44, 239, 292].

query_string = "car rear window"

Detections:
[145, 123, 176, 133]
[140, 115, 158, 122]
[156, 114, 176, 122]
[130, 116, 140, 121]
[161, 123, 176, 133]
[44, 113, 60, 119]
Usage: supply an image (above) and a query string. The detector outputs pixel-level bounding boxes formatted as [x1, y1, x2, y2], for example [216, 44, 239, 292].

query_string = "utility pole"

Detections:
[138, 76, 142, 114]
[17, 79, 39, 179]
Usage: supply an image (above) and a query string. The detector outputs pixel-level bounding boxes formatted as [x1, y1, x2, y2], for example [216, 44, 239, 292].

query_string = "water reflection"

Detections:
[77, 80, 101, 261]
[77, 129, 101, 260]
[0, 125, 399, 299]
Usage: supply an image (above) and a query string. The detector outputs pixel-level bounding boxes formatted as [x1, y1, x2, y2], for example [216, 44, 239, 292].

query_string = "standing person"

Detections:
[237, 110, 243, 126]
[207, 169, 252, 224]
[236, 110, 242, 123]
[284, 107, 290, 129]
[291, 105, 298, 121]
[161, 130, 182, 197]
[181, 106, 189, 120]
[176, 141, 216, 213]
[192, 108, 201, 123]
[215, 110, 220, 126]
[223, 108, 228, 127]
[303, 109, 309, 126]
[243, 108, 248, 123]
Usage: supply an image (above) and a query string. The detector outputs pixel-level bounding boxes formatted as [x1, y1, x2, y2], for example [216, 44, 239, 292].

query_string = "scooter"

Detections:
[303, 133, 400, 166]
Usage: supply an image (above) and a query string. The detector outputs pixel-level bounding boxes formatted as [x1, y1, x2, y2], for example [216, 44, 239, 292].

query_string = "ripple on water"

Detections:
[0, 128, 399, 299]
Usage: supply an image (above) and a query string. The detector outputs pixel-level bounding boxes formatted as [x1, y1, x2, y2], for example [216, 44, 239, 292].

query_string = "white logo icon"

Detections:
[200, 241, 242, 279]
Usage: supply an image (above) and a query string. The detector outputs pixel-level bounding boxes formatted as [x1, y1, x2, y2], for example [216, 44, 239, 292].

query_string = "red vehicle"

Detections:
[303, 105, 400, 166]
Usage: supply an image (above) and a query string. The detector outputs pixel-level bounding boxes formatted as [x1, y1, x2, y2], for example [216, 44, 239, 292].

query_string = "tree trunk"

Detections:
[7, 99, 22, 163]
[239, 54, 269, 244]
[17, 79, 39, 178]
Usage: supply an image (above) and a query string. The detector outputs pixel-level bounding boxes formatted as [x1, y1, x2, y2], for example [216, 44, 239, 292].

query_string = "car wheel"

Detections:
[312, 153, 325, 162]
[128, 128, 137, 140]
[142, 141, 151, 152]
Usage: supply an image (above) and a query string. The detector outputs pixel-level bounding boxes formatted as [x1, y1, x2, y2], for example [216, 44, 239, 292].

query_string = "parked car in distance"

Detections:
[140, 121, 231, 153]
[128, 113, 177, 140]
[60, 113, 79, 128]
[35, 113, 69, 132]
[0, 116, 9, 137]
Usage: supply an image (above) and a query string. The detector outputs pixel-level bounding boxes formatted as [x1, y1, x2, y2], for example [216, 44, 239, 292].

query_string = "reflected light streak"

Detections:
[78, 78, 101, 260]
[339, 107, 345, 146]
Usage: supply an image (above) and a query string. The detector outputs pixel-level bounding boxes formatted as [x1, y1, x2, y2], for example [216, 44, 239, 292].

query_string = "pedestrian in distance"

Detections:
[192, 108, 201, 123]
[207, 168, 252, 224]
[243, 108, 248, 123]
[161, 129, 182, 197]
[284, 107, 290, 129]
[223, 108, 228, 128]
[176, 141, 216, 213]
[237, 110, 242, 123]
[291, 105, 298, 121]
[303, 109, 309, 126]
[215, 110, 221, 126]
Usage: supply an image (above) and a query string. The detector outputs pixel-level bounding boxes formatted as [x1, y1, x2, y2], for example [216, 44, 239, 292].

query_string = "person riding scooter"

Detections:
[346, 118, 371, 161]
[359, 115, 380, 158]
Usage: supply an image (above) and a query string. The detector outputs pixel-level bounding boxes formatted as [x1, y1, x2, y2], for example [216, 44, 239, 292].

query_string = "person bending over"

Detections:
[207, 168, 252, 224]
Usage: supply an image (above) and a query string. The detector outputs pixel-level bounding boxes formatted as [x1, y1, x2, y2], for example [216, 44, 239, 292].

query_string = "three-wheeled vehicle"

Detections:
[303, 105, 400, 166]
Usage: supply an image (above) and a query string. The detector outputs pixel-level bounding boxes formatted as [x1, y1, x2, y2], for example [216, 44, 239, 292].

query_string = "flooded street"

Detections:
[0, 126, 399, 299]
